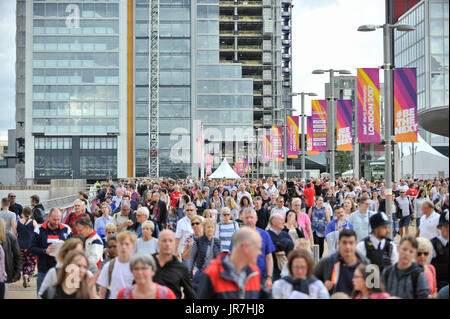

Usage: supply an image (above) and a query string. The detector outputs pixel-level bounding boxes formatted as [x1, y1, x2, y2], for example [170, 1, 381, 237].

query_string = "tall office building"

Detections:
[394, 0, 449, 157]
[17, 0, 291, 182]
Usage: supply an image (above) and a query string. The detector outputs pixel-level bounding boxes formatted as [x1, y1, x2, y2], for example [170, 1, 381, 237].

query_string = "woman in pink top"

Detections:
[291, 198, 314, 250]
[415, 237, 438, 298]
[352, 265, 390, 299]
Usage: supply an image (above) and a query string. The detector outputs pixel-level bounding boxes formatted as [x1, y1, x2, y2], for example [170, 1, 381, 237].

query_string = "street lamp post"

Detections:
[289, 92, 317, 179]
[312, 69, 351, 189]
[358, 21, 415, 239]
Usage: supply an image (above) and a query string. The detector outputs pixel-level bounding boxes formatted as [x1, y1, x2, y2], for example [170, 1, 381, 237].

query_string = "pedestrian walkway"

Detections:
[6, 276, 37, 299]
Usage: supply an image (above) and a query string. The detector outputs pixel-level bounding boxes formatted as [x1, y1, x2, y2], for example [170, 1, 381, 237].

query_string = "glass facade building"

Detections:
[394, 0, 449, 156]
[20, 0, 282, 181]
[26, 0, 122, 179]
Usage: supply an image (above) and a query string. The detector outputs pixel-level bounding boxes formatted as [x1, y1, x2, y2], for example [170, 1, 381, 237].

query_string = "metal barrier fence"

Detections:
[41, 186, 97, 213]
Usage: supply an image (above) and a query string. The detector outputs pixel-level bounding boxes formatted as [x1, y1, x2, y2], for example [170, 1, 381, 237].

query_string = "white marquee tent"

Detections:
[208, 158, 241, 179]
[400, 134, 449, 179]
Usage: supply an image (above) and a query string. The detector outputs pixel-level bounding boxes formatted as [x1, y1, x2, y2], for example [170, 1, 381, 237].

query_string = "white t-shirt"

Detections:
[398, 184, 409, 192]
[419, 212, 441, 240]
[396, 196, 411, 217]
[134, 237, 159, 255]
[97, 259, 134, 299]
[270, 206, 289, 219]
[175, 216, 194, 253]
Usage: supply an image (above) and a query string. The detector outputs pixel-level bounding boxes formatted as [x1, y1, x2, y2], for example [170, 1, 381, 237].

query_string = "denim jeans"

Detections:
[36, 271, 48, 297]
[177, 208, 184, 219]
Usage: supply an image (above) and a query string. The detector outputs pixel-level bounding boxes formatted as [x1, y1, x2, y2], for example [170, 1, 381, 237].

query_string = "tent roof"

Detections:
[209, 158, 241, 179]
[400, 134, 448, 159]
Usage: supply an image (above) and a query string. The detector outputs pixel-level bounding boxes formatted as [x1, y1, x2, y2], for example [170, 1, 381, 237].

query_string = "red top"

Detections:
[170, 191, 183, 208]
[424, 264, 438, 296]
[406, 188, 418, 201]
[64, 211, 88, 235]
[303, 187, 316, 208]
[116, 283, 176, 299]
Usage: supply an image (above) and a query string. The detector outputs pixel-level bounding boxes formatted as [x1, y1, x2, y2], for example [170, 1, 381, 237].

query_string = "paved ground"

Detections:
[6, 276, 37, 299]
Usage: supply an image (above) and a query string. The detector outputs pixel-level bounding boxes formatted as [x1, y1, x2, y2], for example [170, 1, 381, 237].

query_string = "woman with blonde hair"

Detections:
[194, 191, 207, 216]
[224, 196, 239, 221]
[0, 218, 21, 293]
[38, 237, 86, 298]
[133, 221, 158, 255]
[415, 237, 438, 298]
[189, 218, 220, 291]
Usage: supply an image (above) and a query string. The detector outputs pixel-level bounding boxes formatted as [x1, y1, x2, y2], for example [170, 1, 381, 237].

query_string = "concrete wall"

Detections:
[0, 168, 17, 186]
[0, 188, 50, 208]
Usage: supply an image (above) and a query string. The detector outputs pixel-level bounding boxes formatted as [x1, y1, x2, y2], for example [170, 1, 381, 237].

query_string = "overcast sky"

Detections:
[0, 0, 386, 132]
[292, 0, 385, 121]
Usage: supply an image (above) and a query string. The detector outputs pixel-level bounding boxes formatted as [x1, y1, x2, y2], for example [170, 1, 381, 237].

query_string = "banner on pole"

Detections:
[205, 154, 213, 175]
[287, 115, 300, 158]
[394, 67, 418, 142]
[262, 135, 271, 163]
[271, 126, 283, 162]
[307, 116, 319, 155]
[311, 100, 328, 152]
[357, 68, 381, 143]
[337, 100, 353, 151]
[196, 122, 204, 167]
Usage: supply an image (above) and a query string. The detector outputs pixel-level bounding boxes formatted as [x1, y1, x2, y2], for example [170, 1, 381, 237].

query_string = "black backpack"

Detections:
[383, 265, 423, 298]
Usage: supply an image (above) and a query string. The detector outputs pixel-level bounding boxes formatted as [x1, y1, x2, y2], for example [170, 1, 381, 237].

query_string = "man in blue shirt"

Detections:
[325, 205, 354, 255]
[349, 195, 376, 242]
[231, 207, 275, 290]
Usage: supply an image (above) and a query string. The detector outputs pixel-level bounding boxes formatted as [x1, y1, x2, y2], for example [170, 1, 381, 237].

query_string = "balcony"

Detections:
[281, 11, 291, 18]
[282, 39, 291, 46]
[282, 81, 291, 87]
[282, 25, 291, 32]
[238, 16, 263, 22]
[240, 60, 263, 66]
[282, 67, 290, 73]
[219, 44, 234, 51]
[238, 1, 263, 7]
[219, 30, 234, 36]
[282, 53, 291, 60]
[281, 0, 292, 4]
[219, 60, 234, 63]
[254, 120, 263, 126]
[219, 1, 235, 7]
[243, 74, 263, 81]
[253, 90, 262, 96]
[238, 45, 262, 51]
[219, 15, 233, 21]
[239, 30, 263, 37]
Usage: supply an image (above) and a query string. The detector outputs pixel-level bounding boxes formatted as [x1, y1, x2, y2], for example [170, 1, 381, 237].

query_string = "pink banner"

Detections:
[287, 115, 299, 158]
[337, 100, 353, 151]
[262, 135, 271, 163]
[307, 116, 319, 155]
[311, 100, 328, 152]
[205, 154, 213, 175]
[394, 67, 418, 142]
[357, 68, 381, 143]
[271, 126, 283, 161]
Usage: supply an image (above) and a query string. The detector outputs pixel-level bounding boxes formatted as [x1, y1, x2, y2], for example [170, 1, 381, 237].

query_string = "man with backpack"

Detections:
[381, 236, 430, 299]
[64, 199, 94, 235]
[356, 212, 398, 274]
[97, 231, 136, 299]
[30, 195, 45, 224]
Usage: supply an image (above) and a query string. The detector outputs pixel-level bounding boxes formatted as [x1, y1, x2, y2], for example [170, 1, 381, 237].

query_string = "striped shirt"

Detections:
[215, 221, 239, 252]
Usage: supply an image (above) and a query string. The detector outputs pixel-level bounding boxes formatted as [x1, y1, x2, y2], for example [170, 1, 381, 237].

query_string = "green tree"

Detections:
[335, 151, 352, 176]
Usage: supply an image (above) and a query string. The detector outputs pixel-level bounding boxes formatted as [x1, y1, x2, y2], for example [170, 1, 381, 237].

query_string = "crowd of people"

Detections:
[0, 175, 448, 300]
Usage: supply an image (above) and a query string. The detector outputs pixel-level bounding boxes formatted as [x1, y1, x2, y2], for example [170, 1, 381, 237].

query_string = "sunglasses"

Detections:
[222, 213, 230, 216]
[417, 252, 429, 257]
[191, 222, 201, 226]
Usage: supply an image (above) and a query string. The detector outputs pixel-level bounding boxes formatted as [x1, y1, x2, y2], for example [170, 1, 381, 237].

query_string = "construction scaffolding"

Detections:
[149, 0, 160, 178]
